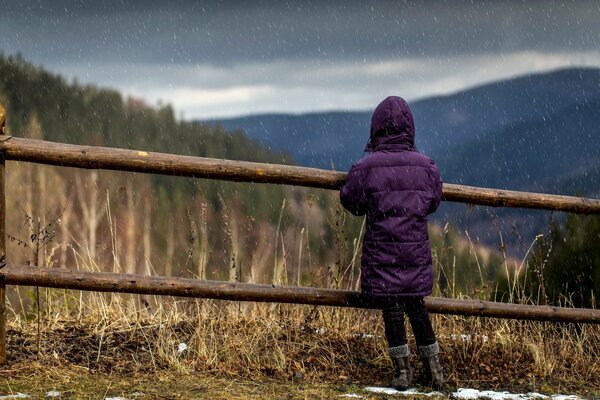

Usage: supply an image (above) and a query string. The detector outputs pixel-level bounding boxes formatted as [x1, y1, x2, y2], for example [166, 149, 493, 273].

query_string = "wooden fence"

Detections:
[0, 107, 600, 364]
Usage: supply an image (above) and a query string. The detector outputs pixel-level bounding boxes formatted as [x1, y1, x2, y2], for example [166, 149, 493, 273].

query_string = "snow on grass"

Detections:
[361, 387, 586, 399]
[358, 333, 375, 339]
[453, 388, 584, 399]
[447, 334, 490, 343]
[552, 397, 583, 400]
[364, 387, 443, 396]
[177, 342, 188, 354]
[0, 392, 168, 400]
[103, 394, 146, 400]
[0, 387, 587, 400]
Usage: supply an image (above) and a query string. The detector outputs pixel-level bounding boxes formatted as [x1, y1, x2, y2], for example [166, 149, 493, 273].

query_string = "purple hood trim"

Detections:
[365, 96, 415, 152]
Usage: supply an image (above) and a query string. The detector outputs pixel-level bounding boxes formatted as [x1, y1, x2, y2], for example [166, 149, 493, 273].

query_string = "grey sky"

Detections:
[2, 1, 599, 118]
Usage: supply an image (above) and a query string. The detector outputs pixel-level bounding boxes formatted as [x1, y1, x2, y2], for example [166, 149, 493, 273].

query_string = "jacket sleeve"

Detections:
[428, 161, 443, 214]
[340, 162, 369, 216]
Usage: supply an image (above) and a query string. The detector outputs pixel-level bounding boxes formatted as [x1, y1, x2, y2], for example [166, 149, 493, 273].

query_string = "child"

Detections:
[340, 96, 443, 390]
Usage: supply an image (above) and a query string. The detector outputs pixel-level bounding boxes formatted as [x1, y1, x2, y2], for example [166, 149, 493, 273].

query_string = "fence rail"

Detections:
[0, 115, 600, 365]
[1, 136, 600, 214]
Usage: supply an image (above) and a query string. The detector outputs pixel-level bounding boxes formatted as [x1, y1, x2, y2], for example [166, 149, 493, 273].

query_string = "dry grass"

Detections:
[2, 198, 599, 397]
[2, 291, 599, 398]
[1, 367, 421, 400]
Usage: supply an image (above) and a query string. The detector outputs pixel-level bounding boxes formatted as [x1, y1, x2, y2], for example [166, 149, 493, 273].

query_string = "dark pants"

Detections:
[380, 297, 437, 348]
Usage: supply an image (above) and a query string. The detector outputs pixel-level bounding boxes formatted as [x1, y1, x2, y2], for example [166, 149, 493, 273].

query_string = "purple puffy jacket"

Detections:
[340, 96, 443, 297]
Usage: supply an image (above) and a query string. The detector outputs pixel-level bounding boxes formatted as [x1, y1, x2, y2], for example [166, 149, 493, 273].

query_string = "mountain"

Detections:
[412, 68, 600, 156]
[204, 67, 600, 197]
[206, 111, 371, 171]
[204, 68, 600, 254]
[205, 68, 600, 174]
[436, 96, 600, 196]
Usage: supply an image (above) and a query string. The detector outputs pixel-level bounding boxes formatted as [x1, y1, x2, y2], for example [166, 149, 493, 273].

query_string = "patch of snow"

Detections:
[339, 394, 363, 398]
[0, 395, 30, 399]
[364, 387, 585, 400]
[455, 388, 512, 399]
[46, 392, 61, 398]
[451, 334, 472, 342]
[364, 387, 443, 396]
[449, 334, 489, 343]
[105, 397, 129, 400]
[177, 342, 188, 354]
[551, 397, 581, 400]
[364, 387, 401, 395]
[444, 334, 489, 343]
[454, 388, 584, 400]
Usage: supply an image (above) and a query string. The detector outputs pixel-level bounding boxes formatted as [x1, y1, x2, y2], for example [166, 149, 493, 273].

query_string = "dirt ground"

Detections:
[3, 361, 599, 400]
[2, 368, 445, 400]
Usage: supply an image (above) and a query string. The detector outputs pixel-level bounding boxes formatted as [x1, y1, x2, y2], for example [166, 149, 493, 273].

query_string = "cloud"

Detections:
[2, 1, 600, 65]
[2, 1, 600, 118]
[46, 50, 600, 119]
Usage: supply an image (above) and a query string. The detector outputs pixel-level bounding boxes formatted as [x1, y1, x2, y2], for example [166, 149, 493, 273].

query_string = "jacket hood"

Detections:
[365, 96, 415, 152]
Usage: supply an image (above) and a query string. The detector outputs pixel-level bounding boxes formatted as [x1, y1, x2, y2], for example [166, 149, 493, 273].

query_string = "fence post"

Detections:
[0, 104, 6, 364]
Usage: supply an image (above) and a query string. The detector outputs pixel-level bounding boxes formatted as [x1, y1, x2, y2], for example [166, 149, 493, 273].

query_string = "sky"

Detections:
[1, 0, 600, 119]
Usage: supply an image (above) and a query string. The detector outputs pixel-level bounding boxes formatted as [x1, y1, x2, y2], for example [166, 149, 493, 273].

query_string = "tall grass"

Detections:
[5, 288, 600, 393]
[3, 196, 600, 395]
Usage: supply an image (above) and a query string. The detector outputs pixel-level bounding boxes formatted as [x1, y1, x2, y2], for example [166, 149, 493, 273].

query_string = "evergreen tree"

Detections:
[543, 215, 600, 308]
[496, 215, 600, 307]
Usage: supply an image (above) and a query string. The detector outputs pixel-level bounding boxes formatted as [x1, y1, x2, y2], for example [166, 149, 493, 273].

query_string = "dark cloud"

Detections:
[2, 1, 599, 66]
[2, 1, 599, 118]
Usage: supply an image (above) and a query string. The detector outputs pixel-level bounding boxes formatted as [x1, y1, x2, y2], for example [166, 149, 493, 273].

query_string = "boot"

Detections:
[388, 344, 412, 390]
[418, 342, 444, 390]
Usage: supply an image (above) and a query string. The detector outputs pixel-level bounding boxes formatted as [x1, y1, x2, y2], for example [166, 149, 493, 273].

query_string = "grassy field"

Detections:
[2, 369, 385, 400]
[1, 293, 599, 399]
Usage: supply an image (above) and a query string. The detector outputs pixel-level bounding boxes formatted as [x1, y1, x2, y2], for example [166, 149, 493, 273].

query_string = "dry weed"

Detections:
[2, 290, 599, 397]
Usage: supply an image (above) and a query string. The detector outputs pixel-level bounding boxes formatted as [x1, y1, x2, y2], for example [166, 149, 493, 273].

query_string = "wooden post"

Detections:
[0, 104, 6, 364]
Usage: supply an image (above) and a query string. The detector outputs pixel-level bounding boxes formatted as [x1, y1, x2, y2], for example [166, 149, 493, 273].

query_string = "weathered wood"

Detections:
[0, 147, 6, 365]
[0, 104, 5, 133]
[1, 136, 599, 214]
[0, 135, 341, 188]
[2, 265, 600, 324]
[441, 183, 600, 215]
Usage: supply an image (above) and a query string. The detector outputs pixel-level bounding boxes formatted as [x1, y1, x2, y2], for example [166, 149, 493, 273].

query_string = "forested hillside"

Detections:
[0, 54, 356, 289]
